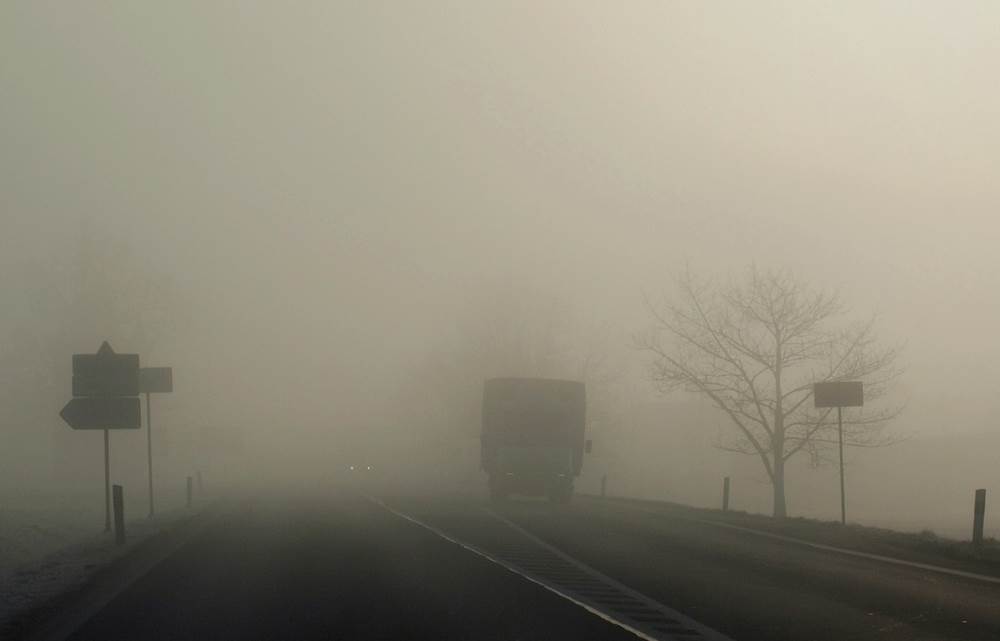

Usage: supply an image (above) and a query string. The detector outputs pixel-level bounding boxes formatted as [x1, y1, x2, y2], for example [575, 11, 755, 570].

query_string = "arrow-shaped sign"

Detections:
[60, 397, 141, 430]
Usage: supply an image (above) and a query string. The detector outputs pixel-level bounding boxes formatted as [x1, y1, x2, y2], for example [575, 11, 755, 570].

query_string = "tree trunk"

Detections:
[772, 457, 787, 518]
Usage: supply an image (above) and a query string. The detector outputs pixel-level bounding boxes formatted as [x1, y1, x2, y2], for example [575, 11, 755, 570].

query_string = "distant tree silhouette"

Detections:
[636, 266, 902, 518]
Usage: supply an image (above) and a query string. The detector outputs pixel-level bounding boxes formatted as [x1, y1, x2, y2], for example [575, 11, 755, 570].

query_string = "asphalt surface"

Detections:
[57, 494, 640, 641]
[19, 491, 1000, 640]
[480, 496, 1000, 641]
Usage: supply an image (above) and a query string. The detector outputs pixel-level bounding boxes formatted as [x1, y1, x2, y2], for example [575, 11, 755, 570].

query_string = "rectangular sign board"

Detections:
[60, 397, 141, 429]
[73, 353, 139, 397]
[813, 381, 864, 408]
[139, 367, 173, 393]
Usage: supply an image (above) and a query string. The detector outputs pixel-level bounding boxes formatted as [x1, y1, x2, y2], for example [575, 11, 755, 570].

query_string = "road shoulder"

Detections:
[588, 494, 1000, 580]
[2, 502, 221, 641]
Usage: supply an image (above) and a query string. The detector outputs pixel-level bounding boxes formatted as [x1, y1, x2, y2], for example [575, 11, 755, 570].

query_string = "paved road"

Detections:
[472, 496, 1000, 641]
[58, 494, 639, 641]
[21, 491, 1000, 640]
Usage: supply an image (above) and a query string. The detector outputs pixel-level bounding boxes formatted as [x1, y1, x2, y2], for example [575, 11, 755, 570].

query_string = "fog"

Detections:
[3, 3, 999, 534]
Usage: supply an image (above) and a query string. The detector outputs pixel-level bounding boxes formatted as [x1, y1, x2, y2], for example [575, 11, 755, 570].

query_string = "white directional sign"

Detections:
[813, 381, 863, 408]
[72, 341, 139, 397]
[60, 397, 141, 429]
[140, 367, 173, 393]
[61, 342, 141, 430]
[59, 341, 142, 531]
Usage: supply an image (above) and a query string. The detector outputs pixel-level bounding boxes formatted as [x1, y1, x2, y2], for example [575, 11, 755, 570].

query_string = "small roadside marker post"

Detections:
[601, 475, 607, 498]
[722, 476, 730, 512]
[186, 476, 193, 508]
[973, 489, 987, 548]
[112, 484, 126, 545]
[813, 381, 864, 525]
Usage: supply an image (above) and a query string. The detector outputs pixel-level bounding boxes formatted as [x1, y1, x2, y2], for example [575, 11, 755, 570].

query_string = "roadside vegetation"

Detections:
[601, 495, 1000, 577]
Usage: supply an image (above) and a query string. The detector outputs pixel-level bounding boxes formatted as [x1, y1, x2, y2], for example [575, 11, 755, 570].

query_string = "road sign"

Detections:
[61, 341, 142, 531]
[60, 397, 141, 429]
[813, 380, 864, 526]
[139, 365, 173, 516]
[813, 381, 864, 408]
[72, 341, 139, 397]
[140, 367, 173, 393]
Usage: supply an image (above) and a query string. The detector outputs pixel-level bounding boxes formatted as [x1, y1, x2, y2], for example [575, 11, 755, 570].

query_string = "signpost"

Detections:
[813, 381, 864, 525]
[59, 342, 140, 531]
[139, 367, 173, 517]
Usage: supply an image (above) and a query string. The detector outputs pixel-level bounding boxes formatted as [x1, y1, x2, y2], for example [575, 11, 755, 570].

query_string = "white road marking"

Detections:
[368, 496, 733, 641]
[483, 507, 733, 641]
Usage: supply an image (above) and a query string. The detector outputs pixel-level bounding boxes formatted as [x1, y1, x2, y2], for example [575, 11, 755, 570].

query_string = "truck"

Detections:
[481, 377, 588, 503]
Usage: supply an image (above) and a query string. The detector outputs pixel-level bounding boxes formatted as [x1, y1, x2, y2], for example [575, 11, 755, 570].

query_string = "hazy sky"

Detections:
[3, 1, 1000, 469]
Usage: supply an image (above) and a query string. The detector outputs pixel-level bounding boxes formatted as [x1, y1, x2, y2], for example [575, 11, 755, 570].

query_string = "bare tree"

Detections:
[635, 266, 902, 518]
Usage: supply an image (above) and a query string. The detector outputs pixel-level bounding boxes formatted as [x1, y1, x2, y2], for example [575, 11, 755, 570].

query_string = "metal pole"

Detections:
[104, 428, 111, 531]
[146, 392, 154, 517]
[838, 406, 846, 525]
